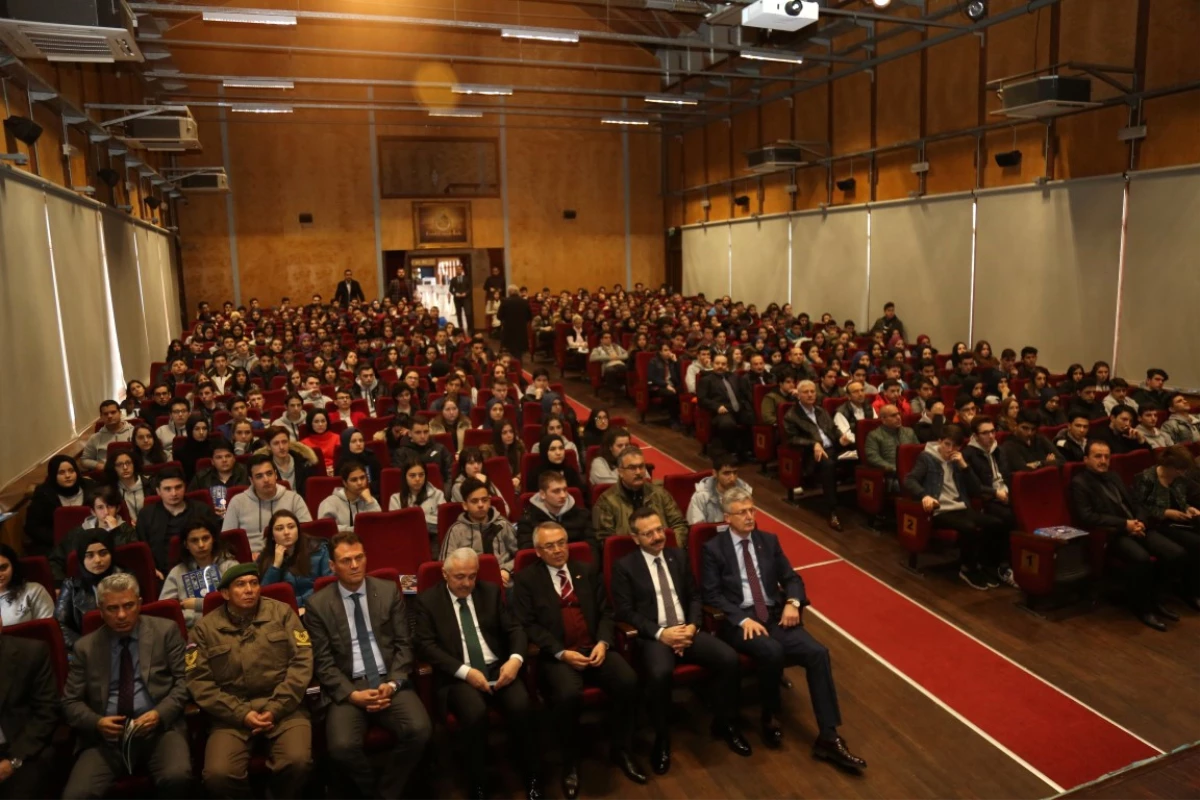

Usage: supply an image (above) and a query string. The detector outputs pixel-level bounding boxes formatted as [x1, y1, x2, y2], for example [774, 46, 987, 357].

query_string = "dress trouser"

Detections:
[440, 660, 536, 787]
[455, 301, 471, 334]
[803, 446, 841, 515]
[62, 728, 192, 799]
[1160, 522, 1200, 597]
[711, 408, 756, 457]
[326, 683, 432, 799]
[719, 608, 842, 734]
[203, 716, 311, 799]
[0, 749, 55, 800]
[1113, 530, 1187, 612]
[538, 650, 639, 764]
[639, 631, 740, 740]
[932, 508, 1009, 569]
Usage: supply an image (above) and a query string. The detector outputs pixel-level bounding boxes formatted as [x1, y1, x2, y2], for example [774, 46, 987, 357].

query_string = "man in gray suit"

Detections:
[61, 573, 192, 799]
[304, 531, 432, 798]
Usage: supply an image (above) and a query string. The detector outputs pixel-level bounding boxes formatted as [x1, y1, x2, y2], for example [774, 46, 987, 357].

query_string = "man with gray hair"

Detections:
[61, 573, 193, 798]
[413, 547, 540, 799]
[783, 379, 846, 530]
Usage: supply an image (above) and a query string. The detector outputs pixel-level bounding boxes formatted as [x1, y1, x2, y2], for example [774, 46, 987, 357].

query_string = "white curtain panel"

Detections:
[682, 224, 730, 299]
[102, 210, 151, 384]
[136, 226, 171, 364]
[791, 208, 869, 326]
[730, 217, 789, 312]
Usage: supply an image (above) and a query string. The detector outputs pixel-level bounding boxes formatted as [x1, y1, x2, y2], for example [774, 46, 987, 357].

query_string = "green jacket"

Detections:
[865, 425, 919, 472]
[760, 389, 792, 426]
[592, 481, 689, 548]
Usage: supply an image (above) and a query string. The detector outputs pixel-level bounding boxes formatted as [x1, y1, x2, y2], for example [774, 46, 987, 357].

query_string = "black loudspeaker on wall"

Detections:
[994, 150, 1023, 168]
[3, 115, 43, 146]
[836, 177, 857, 192]
[144, 196, 161, 210]
[97, 168, 120, 188]
[563, 210, 577, 220]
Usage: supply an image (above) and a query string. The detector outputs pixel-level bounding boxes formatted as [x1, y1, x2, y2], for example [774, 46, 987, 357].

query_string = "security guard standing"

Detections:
[186, 563, 313, 799]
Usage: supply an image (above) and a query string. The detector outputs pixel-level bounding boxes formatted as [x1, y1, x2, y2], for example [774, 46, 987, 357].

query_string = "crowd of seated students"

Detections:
[4, 286, 1199, 799]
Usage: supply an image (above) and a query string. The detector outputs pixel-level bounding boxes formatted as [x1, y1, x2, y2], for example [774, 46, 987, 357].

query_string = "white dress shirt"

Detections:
[447, 586, 514, 681]
[640, 549, 685, 639]
[338, 582, 386, 681]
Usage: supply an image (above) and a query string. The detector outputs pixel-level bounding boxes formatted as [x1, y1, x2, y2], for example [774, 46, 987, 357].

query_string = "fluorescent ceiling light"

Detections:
[223, 79, 295, 90]
[601, 116, 652, 126]
[501, 27, 579, 43]
[644, 94, 700, 106]
[871, 0, 892, 7]
[428, 109, 484, 118]
[202, 11, 297, 25]
[452, 84, 514, 96]
[230, 103, 293, 114]
[741, 49, 805, 65]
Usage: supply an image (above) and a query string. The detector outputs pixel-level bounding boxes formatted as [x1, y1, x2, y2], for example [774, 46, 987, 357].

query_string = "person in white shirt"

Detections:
[685, 347, 714, 394]
[0, 543, 54, 626]
[833, 381, 875, 460]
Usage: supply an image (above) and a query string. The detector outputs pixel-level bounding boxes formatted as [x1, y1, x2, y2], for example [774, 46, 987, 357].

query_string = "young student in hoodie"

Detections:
[188, 438, 250, 513]
[903, 423, 1010, 592]
[222, 453, 312, 557]
[440, 478, 519, 588]
[49, 485, 138, 582]
[686, 453, 753, 525]
[1134, 404, 1175, 449]
[963, 417, 1018, 586]
[318, 460, 381, 532]
[394, 417, 454, 487]
[515, 470, 595, 556]
[447, 448, 510, 519]
[388, 457, 446, 544]
[256, 509, 331, 611]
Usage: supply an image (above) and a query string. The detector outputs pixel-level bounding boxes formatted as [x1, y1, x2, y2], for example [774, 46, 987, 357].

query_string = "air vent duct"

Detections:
[995, 76, 1097, 119]
[0, 0, 142, 63]
[746, 143, 808, 174]
[179, 172, 229, 193]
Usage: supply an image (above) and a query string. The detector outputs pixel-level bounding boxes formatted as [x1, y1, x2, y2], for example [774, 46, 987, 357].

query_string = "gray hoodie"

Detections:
[318, 487, 382, 532]
[222, 484, 312, 553]
[439, 508, 518, 574]
[686, 476, 753, 525]
[80, 421, 134, 470]
[923, 441, 967, 513]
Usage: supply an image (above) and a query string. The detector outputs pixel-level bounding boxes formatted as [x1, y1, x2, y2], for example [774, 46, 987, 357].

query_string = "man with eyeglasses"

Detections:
[512, 522, 645, 798]
[140, 384, 176, 430]
[701, 489, 865, 771]
[592, 446, 689, 548]
[964, 416, 1018, 586]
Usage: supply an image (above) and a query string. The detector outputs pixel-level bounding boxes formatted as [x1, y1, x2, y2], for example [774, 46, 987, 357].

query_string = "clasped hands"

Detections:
[348, 681, 397, 713]
[561, 642, 608, 671]
[464, 657, 522, 694]
[659, 623, 697, 656]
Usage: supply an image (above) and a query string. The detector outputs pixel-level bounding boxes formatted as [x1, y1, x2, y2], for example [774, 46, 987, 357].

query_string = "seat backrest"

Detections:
[353, 508, 431, 576]
[5, 618, 69, 691]
[482, 456, 517, 518]
[18, 556, 54, 595]
[436, 502, 461, 550]
[895, 443, 925, 485]
[1111, 449, 1155, 487]
[82, 599, 188, 637]
[116, 542, 161, 600]
[301, 518, 338, 540]
[221, 528, 253, 564]
[687, 522, 722, 584]
[463, 428, 492, 449]
[522, 424, 542, 450]
[185, 489, 216, 508]
[822, 396, 848, 416]
[1011, 467, 1067, 532]
[54, 505, 93, 545]
[602, 535, 638, 594]
[663, 471, 709, 521]
[380, 467, 403, 507]
[304, 476, 343, 518]
[359, 415, 393, 440]
[1061, 461, 1087, 522]
[590, 482, 610, 507]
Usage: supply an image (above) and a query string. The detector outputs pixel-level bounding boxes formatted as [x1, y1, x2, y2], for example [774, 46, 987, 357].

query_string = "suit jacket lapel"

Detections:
[137, 619, 154, 693]
[752, 530, 772, 590]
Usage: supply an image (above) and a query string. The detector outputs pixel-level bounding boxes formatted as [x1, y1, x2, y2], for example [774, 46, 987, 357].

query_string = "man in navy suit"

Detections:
[611, 508, 751, 775]
[702, 487, 866, 771]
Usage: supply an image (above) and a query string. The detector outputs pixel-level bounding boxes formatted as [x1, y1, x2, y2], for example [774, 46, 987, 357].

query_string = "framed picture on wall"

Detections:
[413, 201, 472, 249]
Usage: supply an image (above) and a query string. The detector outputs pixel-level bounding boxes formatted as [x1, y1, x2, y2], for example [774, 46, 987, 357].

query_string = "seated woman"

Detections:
[1038, 395, 1068, 428]
[429, 397, 470, 452]
[387, 457, 446, 544]
[160, 520, 240, 627]
[318, 460, 381, 532]
[997, 397, 1022, 434]
[50, 485, 138, 582]
[23, 455, 94, 558]
[176, 414, 214, 480]
[230, 419, 266, 456]
[104, 448, 156, 520]
[589, 426, 631, 487]
[256, 509, 331, 611]
[529, 414, 579, 456]
[0, 542, 54, 626]
[526, 434, 584, 493]
[580, 407, 612, 451]
[485, 421, 524, 495]
[479, 399, 509, 432]
[447, 447, 510, 518]
[544, 395, 581, 438]
[302, 408, 340, 473]
[133, 421, 170, 467]
[333, 428, 382, 497]
[55, 531, 126, 654]
[120, 380, 147, 420]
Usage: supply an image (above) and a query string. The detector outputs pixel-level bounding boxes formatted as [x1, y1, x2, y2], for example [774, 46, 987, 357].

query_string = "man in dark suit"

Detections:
[512, 521, 646, 798]
[0, 617, 59, 799]
[702, 488, 866, 771]
[450, 264, 472, 333]
[334, 268, 366, 308]
[414, 547, 541, 799]
[497, 285, 533, 363]
[646, 341, 683, 428]
[782, 379, 846, 530]
[611, 508, 751, 775]
[61, 573, 193, 798]
[1068, 440, 1185, 631]
[304, 532, 432, 798]
[698, 353, 756, 460]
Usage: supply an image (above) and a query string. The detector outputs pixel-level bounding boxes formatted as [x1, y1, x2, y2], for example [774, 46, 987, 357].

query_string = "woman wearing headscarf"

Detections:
[176, 414, 215, 480]
[333, 427, 382, 496]
[525, 434, 584, 493]
[24, 455, 94, 556]
[301, 408, 340, 472]
[54, 531, 126, 653]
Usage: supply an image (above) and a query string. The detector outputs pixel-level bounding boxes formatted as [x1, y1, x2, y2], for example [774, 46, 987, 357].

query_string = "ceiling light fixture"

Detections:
[501, 27, 580, 43]
[222, 79, 295, 90]
[741, 49, 805, 65]
[428, 109, 484, 118]
[230, 103, 294, 113]
[201, 10, 297, 25]
[644, 94, 700, 106]
[871, 0, 893, 8]
[601, 116, 652, 126]
[451, 84, 514, 96]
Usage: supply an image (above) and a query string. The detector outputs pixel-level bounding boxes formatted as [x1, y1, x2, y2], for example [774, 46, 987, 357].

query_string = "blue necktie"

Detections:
[351, 593, 381, 688]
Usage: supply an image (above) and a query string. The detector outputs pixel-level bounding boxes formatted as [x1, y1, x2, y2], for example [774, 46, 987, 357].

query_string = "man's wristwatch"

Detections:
[8, 757, 22, 770]
[787, 599, 802, 609]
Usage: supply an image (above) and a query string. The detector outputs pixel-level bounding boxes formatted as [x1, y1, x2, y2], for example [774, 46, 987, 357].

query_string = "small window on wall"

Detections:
[378, 137, 500, 198]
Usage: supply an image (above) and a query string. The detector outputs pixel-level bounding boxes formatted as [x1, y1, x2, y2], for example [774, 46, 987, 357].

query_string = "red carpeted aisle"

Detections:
[557, 383, 1162, 791]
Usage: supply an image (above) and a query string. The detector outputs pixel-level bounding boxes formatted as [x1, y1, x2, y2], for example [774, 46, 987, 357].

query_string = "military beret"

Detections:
[218, 563, 260, 590]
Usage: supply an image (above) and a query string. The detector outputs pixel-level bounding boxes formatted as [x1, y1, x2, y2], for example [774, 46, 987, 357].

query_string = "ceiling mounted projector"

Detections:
[742, 0, 820, 32]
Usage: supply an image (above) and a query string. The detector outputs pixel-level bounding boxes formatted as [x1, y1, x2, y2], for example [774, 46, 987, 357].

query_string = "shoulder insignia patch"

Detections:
[185, 650, 199, 671]
[293, 629, 311, 647]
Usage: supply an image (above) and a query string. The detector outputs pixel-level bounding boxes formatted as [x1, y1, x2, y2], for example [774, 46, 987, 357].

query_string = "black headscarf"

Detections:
[45, 454, 84, 497]
[527, 434, 583, 492]
[177, 413, 214, 479]
[76, 530, 117, 589]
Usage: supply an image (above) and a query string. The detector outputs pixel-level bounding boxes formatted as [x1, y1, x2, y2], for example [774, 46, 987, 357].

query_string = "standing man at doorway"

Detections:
[498, 284, 532, 366]
[483, 264, 506, 297]
[450, 264, 472, 334]
[335, 269, 365, 308]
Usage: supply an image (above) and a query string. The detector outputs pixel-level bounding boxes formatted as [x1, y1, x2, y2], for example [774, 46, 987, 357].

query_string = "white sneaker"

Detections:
[998, 566, 1018, 588]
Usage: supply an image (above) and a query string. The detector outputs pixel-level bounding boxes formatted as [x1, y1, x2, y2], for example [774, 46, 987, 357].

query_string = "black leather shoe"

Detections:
[651, 737, 671, 775]
[1153, 602, 1180, 622]
[562, 765, 580, 800]
[761, 718, 783, 749]
[611, 750, 649, 785]
[813, 735, 868, 771]
[525, 776, 544, 800]
[1138, 612, 1168, 632]
[711, 723, 752, 757]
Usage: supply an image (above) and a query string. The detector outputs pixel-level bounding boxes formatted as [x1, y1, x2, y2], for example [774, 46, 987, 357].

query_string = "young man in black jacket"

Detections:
[999, 410, 1061, 487]
[135, 466, 221, 575]
[516, 471, 596, 556]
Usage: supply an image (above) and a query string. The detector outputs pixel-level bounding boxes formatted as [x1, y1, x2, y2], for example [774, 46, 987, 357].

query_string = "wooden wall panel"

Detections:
[1139, 0, 1200, 170]
[761, 98, 793, 144]
[832, 71, 872, 156]
[925, 138, 977, 195]
[761, 172, 794, 216]
[629, 132, 665, 289]
[704, 118, 733, 220]
[875, 149, 920, 202]
[682, 127, 707, 224]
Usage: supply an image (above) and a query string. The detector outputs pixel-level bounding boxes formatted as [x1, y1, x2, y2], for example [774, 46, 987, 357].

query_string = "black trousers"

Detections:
[325, 685, 432, 798]
[711, 408, 756, 457]
[1160, 522, 1200, 596]
[650, 388, 680, 420]
[0, 750, 53, 800]
[801, 447, 841, 515]
[440, 661, 536, 787]
[638, 631, 740, 740]
[538, 650, 639, 763]
[719, 610, 842, 734]
[933, 508, 1009, 569]
[455, 301, 471, 333]
[1113, 529, 1190, 611]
